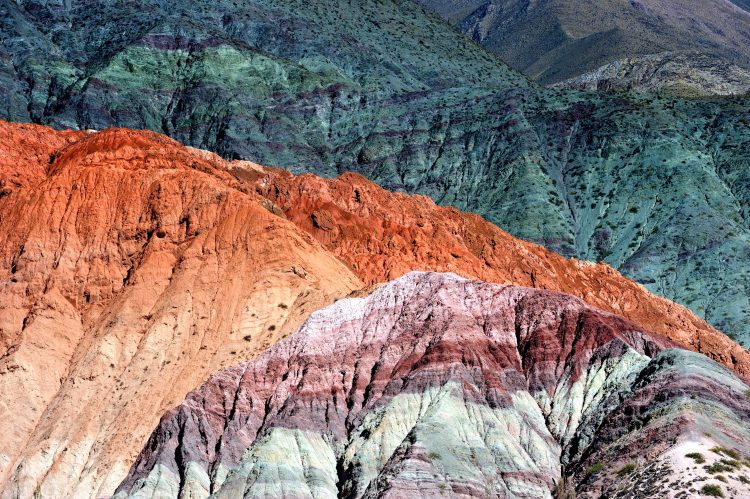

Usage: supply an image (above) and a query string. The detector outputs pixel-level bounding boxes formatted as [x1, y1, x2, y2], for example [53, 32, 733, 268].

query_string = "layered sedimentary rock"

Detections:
[116, 272, 750, 499]
[0, 122, 361, 498]
[3, 0, 750, 344]
[1, 120, 749, 498]
[248, 166, 750, 376]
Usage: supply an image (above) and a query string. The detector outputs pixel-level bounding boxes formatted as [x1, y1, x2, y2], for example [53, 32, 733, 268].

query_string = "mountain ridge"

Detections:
[418, 0, 750, 87]
[115, 272, 750, 499]
[3, 0, 750, 345]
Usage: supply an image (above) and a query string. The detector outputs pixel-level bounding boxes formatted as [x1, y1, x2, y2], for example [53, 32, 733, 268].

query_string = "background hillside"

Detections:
[418, 0, 750, 93]
[2, 0, 750, 345]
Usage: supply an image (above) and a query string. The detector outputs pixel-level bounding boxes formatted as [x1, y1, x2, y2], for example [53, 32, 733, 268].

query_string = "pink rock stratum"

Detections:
[116, 272, 750, 499]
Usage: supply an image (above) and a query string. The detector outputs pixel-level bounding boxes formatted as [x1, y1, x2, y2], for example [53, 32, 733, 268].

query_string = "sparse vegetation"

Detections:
[617, 463, 636, 477]
[701, 484, 724, 497]
[706, 462, 733, 474]
[719, 459, 741, 469]
[686, 452, 706, 464]
[428, 451, 441, 460]
[586, 463, 604, 475]
[710, 447, 740, 460]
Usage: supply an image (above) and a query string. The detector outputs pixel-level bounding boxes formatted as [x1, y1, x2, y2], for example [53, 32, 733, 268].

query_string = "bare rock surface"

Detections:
[116, 272, 750, 499]
[552, 52, 750, 97]
[0, 122, 361, 498]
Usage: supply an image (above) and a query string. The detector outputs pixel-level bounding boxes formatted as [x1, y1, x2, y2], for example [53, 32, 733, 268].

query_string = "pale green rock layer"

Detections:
[115, 274, 750, 498]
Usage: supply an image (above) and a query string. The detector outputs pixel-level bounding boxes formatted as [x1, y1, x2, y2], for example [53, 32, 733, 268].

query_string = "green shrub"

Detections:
[706, 462, 733, 474]
[710, 447, 740, 460]
[586, 463, 604, 475]
[428, 451, 441, 460]
[701, 484, 724, 497]
[686, 452, 705, 464]
[617, 464, 636, 477]
[719, 459, 741, 469]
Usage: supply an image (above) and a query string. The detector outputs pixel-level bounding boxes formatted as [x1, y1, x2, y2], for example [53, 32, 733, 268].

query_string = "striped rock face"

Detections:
[115, 273, 750, 499]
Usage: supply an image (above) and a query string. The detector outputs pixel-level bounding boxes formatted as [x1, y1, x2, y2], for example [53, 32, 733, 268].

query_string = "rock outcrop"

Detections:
[115, 272, 750, 499]
[0, 122, 361, 498]
[248, 166, 750, 377]
[552, 52, 750, 97]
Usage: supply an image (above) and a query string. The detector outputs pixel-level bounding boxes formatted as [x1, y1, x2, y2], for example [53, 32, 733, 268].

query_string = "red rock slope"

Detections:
[0, 123, 361, 497]
[248, 166, 750, 377]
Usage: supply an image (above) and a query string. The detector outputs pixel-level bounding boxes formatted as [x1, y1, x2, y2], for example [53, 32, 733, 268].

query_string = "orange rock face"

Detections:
[249, 166, 750, 377]
[0, 122, 361, 497]
[0, 119, 747, 497]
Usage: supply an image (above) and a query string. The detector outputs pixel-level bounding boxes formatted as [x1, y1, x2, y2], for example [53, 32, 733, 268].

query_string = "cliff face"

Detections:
[3, 0, 750, 345]
[0, 122, 361, 498]
[115, 273, 750, 499]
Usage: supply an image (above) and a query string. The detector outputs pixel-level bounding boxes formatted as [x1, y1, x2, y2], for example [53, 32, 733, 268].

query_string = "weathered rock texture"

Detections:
[248, 166, 750, 377]
[419, 0, 750, 88]
[0, 122, 361, 498]
[553, 52, 750, 97]
[115, 272, 750, 499]
[3, 0, 750, 345]
[1, 120, 749, 498]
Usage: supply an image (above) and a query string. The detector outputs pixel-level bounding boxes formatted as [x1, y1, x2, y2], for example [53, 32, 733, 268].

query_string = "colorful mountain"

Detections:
[2, 0, 750, 345]
[1, 121, 748, 497]
[115, 272, 750, 499]
[0, 122, 361, 497]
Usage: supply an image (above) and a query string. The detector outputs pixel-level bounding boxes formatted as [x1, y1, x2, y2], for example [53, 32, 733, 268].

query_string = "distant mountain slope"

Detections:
[551, 52, 750, 97]
[2, 0, 750, 346]
[418, 0, 750, 90]
[116, 272, 750, 499]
